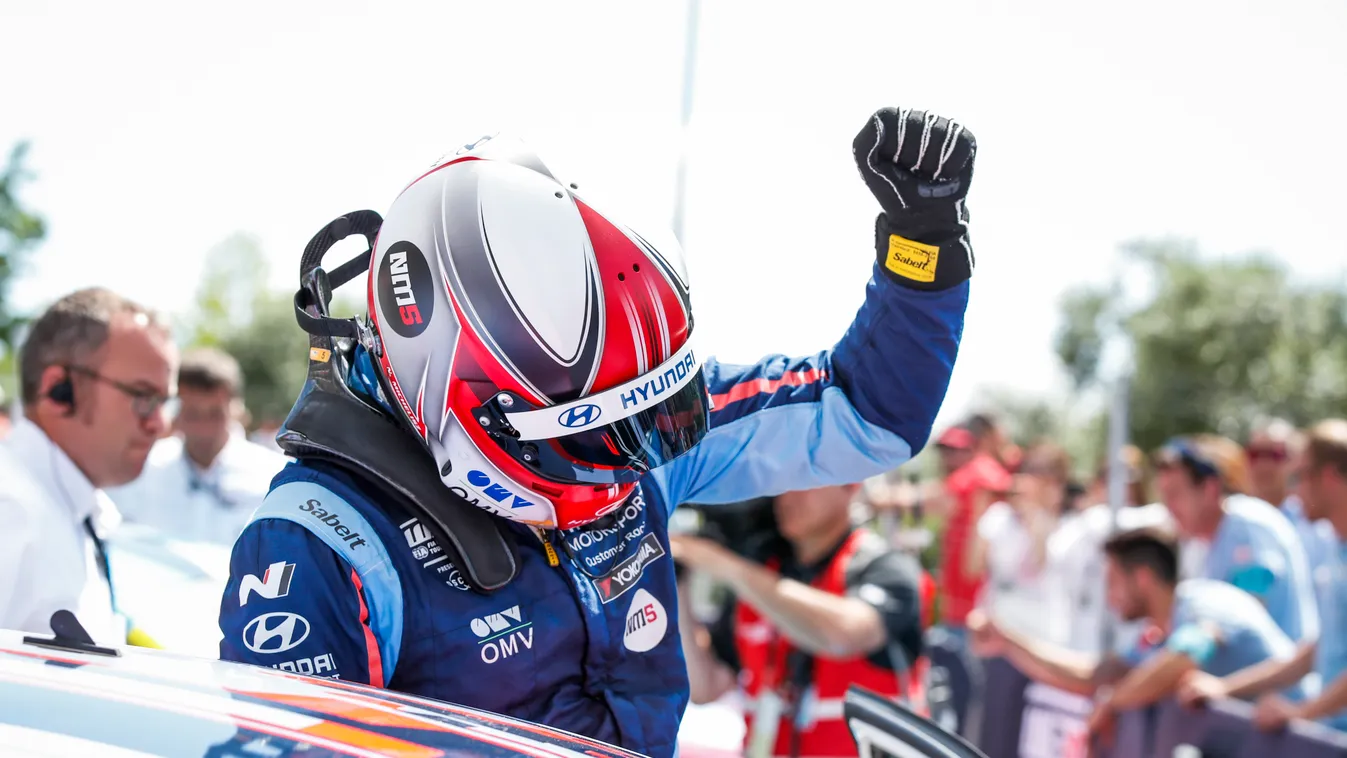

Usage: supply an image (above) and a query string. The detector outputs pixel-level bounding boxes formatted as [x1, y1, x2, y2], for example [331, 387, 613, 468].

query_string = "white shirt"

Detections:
[0, 416, 125, 644]
[1047, 502, 1176, 653]
[104, 429, 289, 547]
[978, 502, 1064, 643]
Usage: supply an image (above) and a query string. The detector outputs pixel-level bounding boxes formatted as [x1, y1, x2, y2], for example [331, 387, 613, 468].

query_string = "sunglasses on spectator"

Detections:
[1245, 445, 1288, 462]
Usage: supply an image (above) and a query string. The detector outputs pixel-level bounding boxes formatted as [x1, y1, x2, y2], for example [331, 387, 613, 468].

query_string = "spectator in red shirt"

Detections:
[966, 411, 1020, 472]
[935, 424, 1013, 633]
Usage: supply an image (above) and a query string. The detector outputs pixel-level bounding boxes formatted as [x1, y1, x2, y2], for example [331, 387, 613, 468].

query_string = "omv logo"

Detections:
[558, 403, 602, 429]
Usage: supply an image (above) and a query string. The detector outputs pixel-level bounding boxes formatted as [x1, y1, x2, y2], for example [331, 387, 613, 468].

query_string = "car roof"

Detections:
[0, 629, 642, 758]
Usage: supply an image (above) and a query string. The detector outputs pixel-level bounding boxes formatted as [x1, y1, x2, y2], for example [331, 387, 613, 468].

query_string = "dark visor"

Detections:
[477, 370, 710, 486]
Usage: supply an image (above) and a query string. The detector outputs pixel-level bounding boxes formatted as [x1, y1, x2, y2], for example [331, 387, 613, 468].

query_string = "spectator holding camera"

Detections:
[1178, 419, 1347, 733]
[672, 483, 927, 758]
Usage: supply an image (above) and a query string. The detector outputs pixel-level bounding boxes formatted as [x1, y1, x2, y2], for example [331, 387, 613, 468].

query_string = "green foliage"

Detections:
[1054, 237, 1347, 452]
[975, 387, 1111, 479]
[186, 233, 364, 429]
[0, 142, 48, 399]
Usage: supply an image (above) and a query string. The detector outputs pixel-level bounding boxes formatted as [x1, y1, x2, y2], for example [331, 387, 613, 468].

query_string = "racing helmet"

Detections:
[366, 135, 709, 530]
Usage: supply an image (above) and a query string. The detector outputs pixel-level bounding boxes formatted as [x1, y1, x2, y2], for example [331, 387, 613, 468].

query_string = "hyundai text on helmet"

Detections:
[366, 134, 708, 529]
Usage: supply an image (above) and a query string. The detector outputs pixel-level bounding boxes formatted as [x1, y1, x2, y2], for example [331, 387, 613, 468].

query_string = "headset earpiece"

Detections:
[48, 368, 76, 415]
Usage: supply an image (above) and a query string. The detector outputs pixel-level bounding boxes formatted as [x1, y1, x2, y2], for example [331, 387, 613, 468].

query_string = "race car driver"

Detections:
[217, 106, 979, 758]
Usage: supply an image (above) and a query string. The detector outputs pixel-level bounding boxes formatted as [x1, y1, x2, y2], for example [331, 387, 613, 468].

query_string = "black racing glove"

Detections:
[852, 107, 977, 291]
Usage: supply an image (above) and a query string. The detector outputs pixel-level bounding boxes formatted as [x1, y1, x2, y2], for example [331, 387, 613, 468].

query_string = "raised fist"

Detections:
[853, 108, 977, 291]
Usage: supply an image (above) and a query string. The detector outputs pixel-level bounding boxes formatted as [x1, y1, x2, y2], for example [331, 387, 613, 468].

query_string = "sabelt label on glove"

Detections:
[885, 234, 939, 283]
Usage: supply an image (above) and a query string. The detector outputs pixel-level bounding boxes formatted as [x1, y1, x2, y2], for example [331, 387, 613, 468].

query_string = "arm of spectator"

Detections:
[1183, 642, 1316, 704]
[970, 609, 1109, 696]
[1099, 651, 1197, 711]
[962, 489, 996, 579]
[1282, 669, 1347, 725]
[847, 549, 924, 669]
[1253, 670, 1347, 733]
[675, 577, 738, 705]
[671, 535, 887, 659]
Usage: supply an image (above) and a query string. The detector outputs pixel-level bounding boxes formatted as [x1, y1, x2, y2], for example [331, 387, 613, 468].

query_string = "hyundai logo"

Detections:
[559, 403, 602, 429]
[243, 612, 311, 655]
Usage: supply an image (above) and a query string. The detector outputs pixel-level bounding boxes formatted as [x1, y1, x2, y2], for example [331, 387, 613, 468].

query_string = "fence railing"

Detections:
[939, 652, 1347, 757]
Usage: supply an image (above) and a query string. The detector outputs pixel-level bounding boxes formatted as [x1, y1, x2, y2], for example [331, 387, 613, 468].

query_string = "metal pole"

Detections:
[671, 0, 701, 247]
[1100, 369, 1131, 654]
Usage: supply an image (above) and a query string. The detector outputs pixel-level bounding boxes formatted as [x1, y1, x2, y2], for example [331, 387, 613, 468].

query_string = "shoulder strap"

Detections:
[252, 479, 405, 677]
[278, 383, 519, 593]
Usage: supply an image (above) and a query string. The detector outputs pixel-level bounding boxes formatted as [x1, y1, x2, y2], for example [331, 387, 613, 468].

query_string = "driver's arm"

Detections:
[649, 108, 974, 510]
[218, 482, 404, 687]
[649, 278, 967, 509]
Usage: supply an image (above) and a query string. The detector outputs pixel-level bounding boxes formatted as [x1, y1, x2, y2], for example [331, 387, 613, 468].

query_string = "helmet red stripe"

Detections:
[575, 199, 689, 394]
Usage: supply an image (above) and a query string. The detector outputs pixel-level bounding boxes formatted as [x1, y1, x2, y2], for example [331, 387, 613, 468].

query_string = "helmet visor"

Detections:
[477, 342, 710, 485]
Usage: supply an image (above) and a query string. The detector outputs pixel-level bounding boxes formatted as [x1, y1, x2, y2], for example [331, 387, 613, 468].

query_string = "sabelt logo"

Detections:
[299, 499, 368, 549]
[377, 240, 434, 338]
[593, 533, 665, 604]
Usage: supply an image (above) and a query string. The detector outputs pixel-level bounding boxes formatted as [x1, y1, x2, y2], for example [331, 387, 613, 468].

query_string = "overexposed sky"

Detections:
[3, 0, 1345, 430]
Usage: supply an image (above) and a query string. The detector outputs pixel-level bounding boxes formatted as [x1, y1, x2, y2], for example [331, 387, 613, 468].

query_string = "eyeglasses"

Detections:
[67, 365, 177, 421]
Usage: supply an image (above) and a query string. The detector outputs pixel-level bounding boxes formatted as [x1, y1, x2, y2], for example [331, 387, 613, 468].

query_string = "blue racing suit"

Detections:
[218, 264, 968, 757]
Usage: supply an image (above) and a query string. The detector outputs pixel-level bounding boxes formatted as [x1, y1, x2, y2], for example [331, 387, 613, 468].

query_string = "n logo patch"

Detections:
[239, 561, 295, 606]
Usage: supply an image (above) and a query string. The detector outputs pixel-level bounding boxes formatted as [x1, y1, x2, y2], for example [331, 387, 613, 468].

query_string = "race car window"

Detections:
[843, 685, 989, 758]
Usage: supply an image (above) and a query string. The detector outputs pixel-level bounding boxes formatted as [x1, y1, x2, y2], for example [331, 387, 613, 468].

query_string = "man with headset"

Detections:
[0, 287, 178, 644]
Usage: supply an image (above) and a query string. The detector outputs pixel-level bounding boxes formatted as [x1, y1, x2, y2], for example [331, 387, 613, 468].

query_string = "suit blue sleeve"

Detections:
[218, 519, 381, 685]
[651, 263, 967, 508]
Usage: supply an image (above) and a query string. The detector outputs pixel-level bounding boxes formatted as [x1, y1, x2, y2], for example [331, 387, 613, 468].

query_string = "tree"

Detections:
[0, 142, 48, 400]
[217, 288, 315, 428]
[187, 233, 364, 429]
[1054, 237, 1347, 452]
[972, 388, 1111, 478]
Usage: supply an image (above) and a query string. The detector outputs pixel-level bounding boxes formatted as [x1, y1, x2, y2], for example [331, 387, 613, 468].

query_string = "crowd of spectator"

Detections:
[895, 410, 1347, 746]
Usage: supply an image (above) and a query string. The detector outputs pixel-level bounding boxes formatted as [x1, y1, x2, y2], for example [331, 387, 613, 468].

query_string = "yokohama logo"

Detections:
[593, 533, 666, 604]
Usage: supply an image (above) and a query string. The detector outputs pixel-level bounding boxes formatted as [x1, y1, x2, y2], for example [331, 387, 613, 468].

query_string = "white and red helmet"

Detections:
[366, 135, 709, 530]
